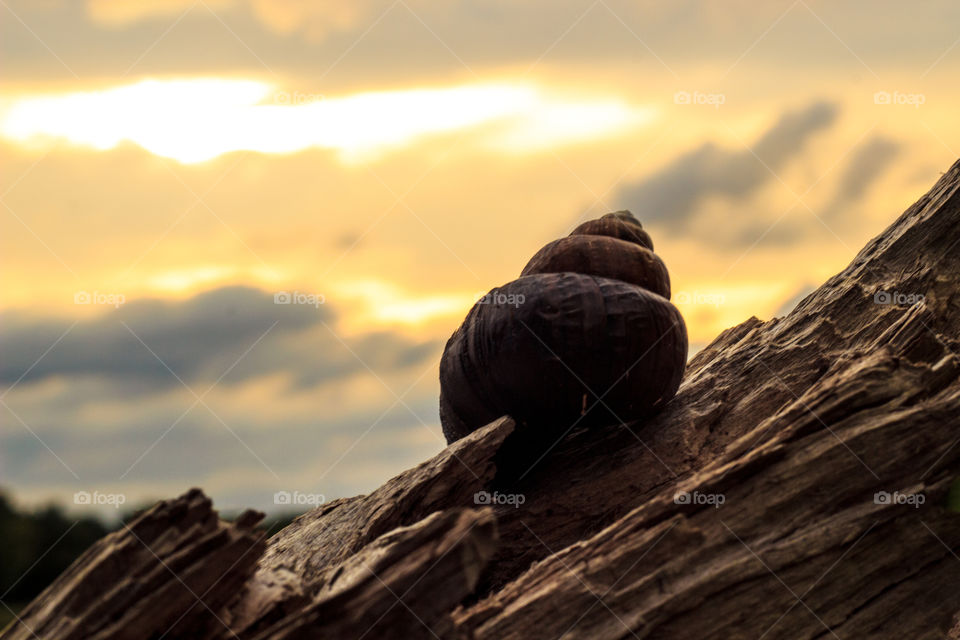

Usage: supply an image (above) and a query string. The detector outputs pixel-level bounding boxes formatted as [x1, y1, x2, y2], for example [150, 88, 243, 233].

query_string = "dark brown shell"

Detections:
[439, 273, 687, 443]
[520, 235, 671, 299]
[571, 211, 654, 250]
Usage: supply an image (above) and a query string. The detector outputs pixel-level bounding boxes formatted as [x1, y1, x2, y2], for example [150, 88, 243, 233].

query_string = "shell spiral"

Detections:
[439, 211, 687, 443]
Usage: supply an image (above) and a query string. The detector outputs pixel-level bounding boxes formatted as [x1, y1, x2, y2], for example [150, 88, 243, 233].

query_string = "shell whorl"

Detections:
[520, 235, 670, 299]
[570, 211, 654, 250]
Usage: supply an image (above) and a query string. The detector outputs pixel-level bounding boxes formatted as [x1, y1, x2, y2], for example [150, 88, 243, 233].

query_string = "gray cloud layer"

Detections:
[3, 1, 960, 82]
[822, 136, 901, 220]
[0, 286, 439, 391]
[1, 287, 444, 515]
[616, 101, 838, 231]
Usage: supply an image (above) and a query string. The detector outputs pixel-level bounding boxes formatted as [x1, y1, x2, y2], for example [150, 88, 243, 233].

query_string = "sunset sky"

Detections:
[2, 0, 959, 518]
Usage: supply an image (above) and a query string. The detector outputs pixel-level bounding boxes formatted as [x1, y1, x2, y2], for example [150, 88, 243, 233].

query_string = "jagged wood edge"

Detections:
[1, 489, 266, 640]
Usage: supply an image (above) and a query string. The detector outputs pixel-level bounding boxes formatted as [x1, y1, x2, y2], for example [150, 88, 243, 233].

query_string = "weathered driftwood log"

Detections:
[5, 160, 960, 640]
[455, 310, 960, 638]
[240, 159, 960, 638]
[248, 508, 497, 640]
[440, 210, 686, 443]
[1, 489, 266, 640]
[226, 417, 514, 636]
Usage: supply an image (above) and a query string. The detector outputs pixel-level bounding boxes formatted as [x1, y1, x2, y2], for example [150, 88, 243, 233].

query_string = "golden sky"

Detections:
[2, 0, 958, 517]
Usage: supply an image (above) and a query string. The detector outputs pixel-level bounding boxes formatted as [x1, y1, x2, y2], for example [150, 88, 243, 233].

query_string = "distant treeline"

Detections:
[0, 492, 299, 630]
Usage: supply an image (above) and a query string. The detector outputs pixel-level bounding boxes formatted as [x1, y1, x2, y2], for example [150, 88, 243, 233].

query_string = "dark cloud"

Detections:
[615, 101, 838, 230]
[0, 377, 445, 517]
[0, 286, 440, 391]
[726, 217, 811, 248]
[0, 287, 444, 514]
[822, 136, 901, 219]
[1, 386, 440, 486]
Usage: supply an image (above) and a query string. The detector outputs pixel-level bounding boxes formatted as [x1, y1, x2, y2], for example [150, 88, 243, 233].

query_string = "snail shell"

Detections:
[439, 211, 687, 443]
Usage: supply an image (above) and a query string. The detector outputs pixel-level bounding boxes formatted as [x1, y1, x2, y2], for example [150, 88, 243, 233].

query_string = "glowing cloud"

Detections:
[332, 279, 475, 327]
[0, 78, 654, 164]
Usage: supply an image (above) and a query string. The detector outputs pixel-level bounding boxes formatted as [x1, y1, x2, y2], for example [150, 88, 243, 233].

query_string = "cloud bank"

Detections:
[0, 286, 439, 392]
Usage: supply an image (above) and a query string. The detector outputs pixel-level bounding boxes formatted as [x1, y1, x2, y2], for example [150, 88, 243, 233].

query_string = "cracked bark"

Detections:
[1, 489, 266, 640]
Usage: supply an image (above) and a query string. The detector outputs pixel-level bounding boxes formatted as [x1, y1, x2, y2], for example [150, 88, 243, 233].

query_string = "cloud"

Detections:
[0, 0, 942, 85]
[0, 286, 439, 392]
[246, 0, 396, 41]
[83, 0, 429, 41]
[822, 136, 901, 219]
[85, 0, 231, 26]
[615, 102, 838, 231]
[0, 79, 649, 164]
[0, 287, 445, 516]
[0, 287, 445, 510]
[1, 368, 445, 516]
